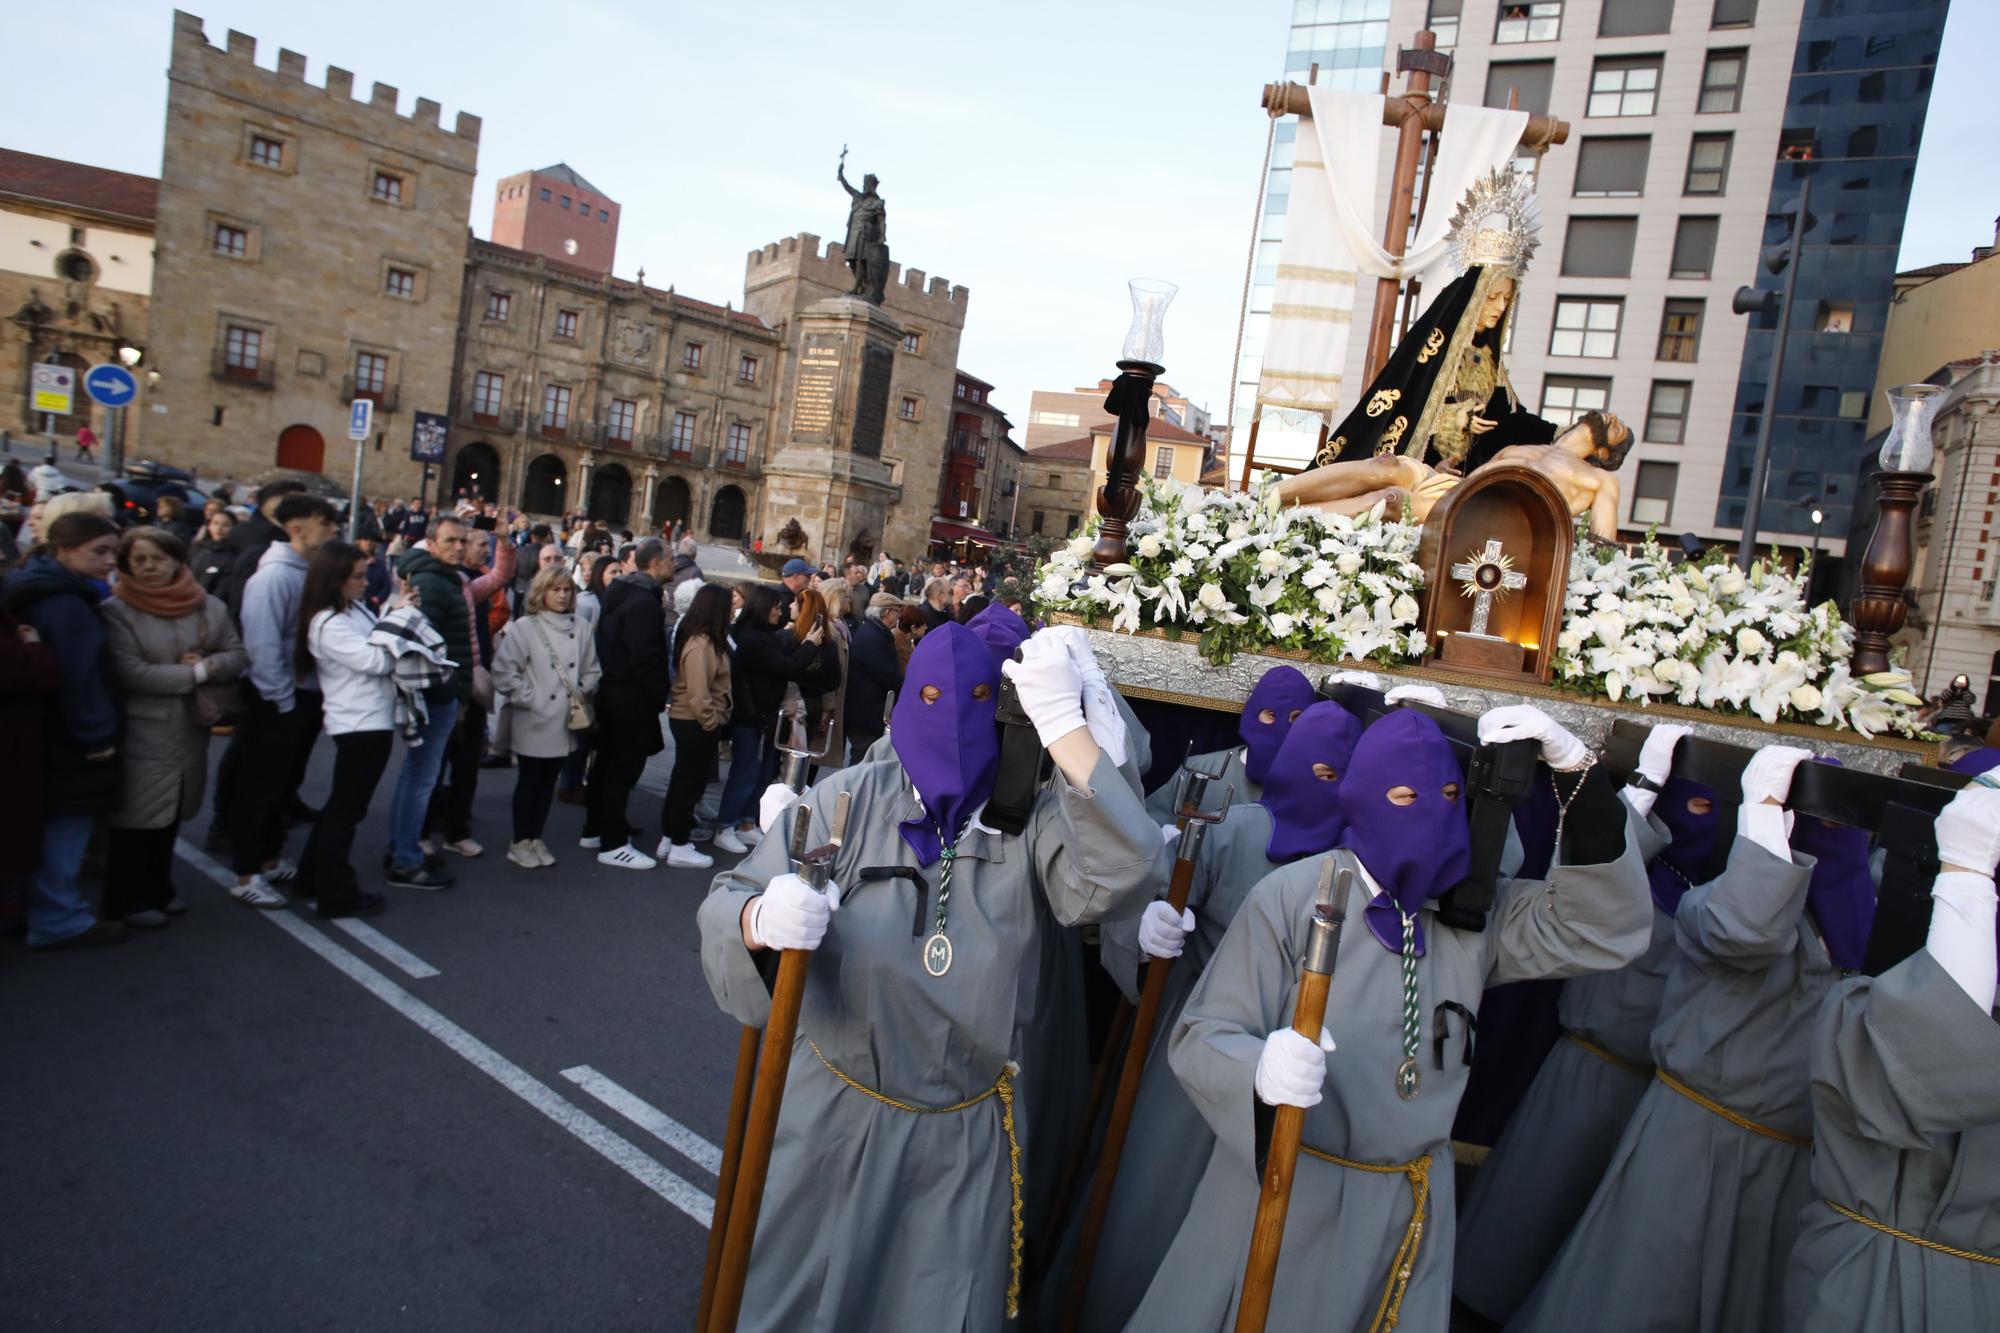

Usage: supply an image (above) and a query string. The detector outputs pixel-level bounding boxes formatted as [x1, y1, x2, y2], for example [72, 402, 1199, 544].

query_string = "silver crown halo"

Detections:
[1446, 166, 1542, 280]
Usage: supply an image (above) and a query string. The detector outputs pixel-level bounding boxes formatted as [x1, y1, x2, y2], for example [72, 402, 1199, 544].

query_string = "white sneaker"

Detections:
[531, 839, 556, 867]
[597, 843, 657, 870]
[713, 827, 750, 856]
[507, 840, 541, 869]
[578, 835, 602, 850]
[231, 875, 286, 909]
[262, 859, 298, 886]
[665, 842, 714, 869]
[738, 825, 765, 848]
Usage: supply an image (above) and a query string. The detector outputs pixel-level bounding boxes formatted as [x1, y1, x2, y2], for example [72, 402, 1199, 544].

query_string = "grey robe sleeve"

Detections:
[1031, 751, 1171, 927]
[1812, 950, 2000, 1147]
[1100, 916, 1146, 1003]
[1167, 866, 1301, 1178]
[1674, 835, 1815, 970]
[1486, 803, 1655, 986]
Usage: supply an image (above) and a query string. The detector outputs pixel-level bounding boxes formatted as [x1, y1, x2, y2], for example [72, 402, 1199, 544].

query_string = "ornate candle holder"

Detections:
[1091, 280, 1175, 569]
[1850, 384, 1944, 676]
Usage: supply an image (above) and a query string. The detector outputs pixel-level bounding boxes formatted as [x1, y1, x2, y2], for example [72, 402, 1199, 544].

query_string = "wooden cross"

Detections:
[1451, 538, 1527, 638]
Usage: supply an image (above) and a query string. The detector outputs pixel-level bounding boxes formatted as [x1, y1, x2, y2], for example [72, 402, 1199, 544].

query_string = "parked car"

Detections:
[98, 461, 209, 525]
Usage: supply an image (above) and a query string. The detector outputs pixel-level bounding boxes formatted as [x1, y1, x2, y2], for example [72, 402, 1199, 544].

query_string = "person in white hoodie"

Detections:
[298, 540, 396, 919]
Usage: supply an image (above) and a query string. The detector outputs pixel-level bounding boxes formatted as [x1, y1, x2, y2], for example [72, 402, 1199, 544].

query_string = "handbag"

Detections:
[188, 679, 246, 728]
[471, 664, 496, 712]
[529, 619, 594, 732]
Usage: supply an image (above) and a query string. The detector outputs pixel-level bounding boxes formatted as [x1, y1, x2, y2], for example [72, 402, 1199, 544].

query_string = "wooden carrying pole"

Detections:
[1233, 858, 1354, 1333]
[1060, 786, 1234, 1331]
[696, 1024, 760, 1332]
[705, 796, 847, 1333]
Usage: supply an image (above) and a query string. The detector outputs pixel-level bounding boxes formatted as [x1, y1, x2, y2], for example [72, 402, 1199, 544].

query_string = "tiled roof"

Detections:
[1028, 436, 1095, 462]
[1898, 260, 1967, 281]
[0, 148, 157, 224]
[1119, 416, 1211, 444]
[535, 163, 610, 199]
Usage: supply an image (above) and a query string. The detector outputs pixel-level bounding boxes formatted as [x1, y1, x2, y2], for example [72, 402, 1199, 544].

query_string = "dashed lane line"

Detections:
[560, 1065, 724, 1176]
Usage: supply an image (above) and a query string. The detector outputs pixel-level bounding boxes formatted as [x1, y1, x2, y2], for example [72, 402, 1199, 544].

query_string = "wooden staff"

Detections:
[696, 1024, 759, 1332]
[1060, 782, 1235, 1332]
[706, 794, 849, 1333]
[1234, 855, 1355, 1333]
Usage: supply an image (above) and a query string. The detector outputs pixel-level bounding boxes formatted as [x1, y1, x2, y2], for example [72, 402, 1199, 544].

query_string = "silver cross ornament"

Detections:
[1451, 538, 1527, 639]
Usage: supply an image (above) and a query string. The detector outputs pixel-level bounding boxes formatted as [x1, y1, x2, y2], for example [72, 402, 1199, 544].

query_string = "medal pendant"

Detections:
[922, 931, 954, 977]
[1395, 1057, 1421, 1101]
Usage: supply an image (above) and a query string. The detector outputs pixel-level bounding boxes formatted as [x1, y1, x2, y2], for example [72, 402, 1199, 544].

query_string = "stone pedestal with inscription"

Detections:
[761, 296, 906, 564]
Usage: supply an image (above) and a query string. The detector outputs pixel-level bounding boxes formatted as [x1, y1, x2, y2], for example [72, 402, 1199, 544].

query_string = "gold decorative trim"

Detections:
[1366, 389, 1402, 418]
[1276, 263, 1360, 284]
[1270, 305, 1354, 324]
[1416, 327, 1447, 364]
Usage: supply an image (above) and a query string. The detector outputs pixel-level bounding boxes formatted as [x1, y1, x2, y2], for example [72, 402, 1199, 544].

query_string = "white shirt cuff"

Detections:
[1928, 870, 1998, 1009]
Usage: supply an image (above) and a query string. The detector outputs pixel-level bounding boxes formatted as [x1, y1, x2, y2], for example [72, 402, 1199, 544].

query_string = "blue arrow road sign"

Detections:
[83, 363, 138, 407]
[348, 398, 374, 441]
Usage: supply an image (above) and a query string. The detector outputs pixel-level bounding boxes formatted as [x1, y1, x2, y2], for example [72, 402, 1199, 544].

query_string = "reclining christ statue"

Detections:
[1267, 167, 1634, 541]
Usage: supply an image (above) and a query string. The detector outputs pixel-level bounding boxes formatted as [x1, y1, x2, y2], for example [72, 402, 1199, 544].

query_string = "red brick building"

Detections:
[490, 163, 619, 275]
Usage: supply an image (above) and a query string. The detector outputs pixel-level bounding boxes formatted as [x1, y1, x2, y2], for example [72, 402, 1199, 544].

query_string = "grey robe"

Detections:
[1041, 802, 1285, 1330]
[697, 753, 1165, 1333]
[1783, 951, 2000, 1331]
[1508, 836, 1825, 1333]
[1123, 810, 1651, 1332]
[1143, 745, 1253, 825]
[1454, 804, 1672, 1322]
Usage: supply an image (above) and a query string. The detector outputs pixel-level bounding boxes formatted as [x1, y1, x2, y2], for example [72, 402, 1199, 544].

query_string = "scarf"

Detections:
[113, 567, 207, 619]
[891, 623, 1000, 866]
[1338, 710, 1472, 954]
[1260, 701, 1364, 861]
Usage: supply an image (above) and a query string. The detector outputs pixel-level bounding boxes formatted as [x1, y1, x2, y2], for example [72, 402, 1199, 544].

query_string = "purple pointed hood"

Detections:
[1261, 701, 1364, 861]
[966, 601, 1032, 670]
[1240, 665, 1316, 786]
[891, 623, 1000, 867]
[1336, 710, 1471, 954]
[1650, 778, 1722, 916]
[1946, 747, 2000, 776]
[1791, 758, 1876, 970]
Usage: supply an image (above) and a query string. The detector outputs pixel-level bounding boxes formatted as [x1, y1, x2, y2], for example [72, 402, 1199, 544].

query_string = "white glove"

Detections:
[1003, 628, 1087, 748]
[746, 872, 839, 951]
[1478, 704, 1589, 770]
[1386, 684, 1445, 707]
[1927, 871, 1998, 1008]
[1325, 670, 1382, 690]
[1064, 633, 1130, 768]
[1627, 723, 1692, 817]
[1738, 744, 1811, 860]
[759, 782, 803, 835]
[1936, 782, 2000, 877]
[1137, 901, 1196, 960]
[1254, 1026, 1337, 1109]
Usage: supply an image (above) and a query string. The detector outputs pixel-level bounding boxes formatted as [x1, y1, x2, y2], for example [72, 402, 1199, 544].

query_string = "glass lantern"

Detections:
[1877, 383, 1947, 473]
[1121, 279, 1178, 366]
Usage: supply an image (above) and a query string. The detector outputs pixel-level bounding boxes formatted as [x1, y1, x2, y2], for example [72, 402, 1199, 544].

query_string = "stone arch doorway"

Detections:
[275, 423, 326, 473]
[709, 484, 747, 542]
[452, 442, 500, 504]
[588, 462, 632, 527]
[655, 476, 692, 532]
[522, 453, 567, 516]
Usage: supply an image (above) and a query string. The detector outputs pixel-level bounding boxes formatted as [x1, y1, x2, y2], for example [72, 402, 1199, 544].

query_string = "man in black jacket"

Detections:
[586, 539, 670, 869]
[843, 592, 904, 764]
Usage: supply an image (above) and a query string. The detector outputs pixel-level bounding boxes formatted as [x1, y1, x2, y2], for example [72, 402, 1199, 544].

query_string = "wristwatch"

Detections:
[1627, 773, 1665, 793]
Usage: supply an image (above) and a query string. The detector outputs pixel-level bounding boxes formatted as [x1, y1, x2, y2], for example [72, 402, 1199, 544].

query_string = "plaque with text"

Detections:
[852, 341, 894, 458]
[793, 341, 840, 438]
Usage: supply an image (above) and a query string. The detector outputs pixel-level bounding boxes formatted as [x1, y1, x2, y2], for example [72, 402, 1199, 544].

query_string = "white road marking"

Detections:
[561, 1066, 724, 1176]
[174, 840, 714, 1228]
[327, 918, 441, 979]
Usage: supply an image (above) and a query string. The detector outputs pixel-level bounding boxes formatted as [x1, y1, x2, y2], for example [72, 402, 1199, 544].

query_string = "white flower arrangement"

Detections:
[1033, 476, 1430, 667]
[1553, 535, 1927, 738]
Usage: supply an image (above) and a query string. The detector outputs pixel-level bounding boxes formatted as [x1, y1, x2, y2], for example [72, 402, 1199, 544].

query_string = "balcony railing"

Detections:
[339, 375, 400, 413]
[210, 349, 274, 388]
[531, 416, 572, 441]
[461, 406, 521, 433]
[717, 454, 761, 479]
[643, 435, 707, 466]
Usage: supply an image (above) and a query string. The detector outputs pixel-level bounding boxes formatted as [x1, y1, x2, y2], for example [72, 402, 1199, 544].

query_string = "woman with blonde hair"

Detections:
[491, 563, 601, 868]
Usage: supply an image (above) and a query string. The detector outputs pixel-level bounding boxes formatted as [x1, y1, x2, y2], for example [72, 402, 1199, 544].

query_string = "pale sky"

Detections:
[11, 1, 1993, 431]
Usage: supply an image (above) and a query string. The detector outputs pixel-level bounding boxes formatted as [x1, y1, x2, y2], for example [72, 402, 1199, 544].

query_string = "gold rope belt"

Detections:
[1656, 1069, 1813, 1148]
[1299, 1143, 1433, 1332]
[1825, 1200, 2000, 1267]
[808, 1039, 1026, 1318]
[1566, 1030, 1655, 1077]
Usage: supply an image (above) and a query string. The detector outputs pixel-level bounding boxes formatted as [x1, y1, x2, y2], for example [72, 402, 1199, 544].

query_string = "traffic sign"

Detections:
[83, 363, 138, 408]
[348, 398, 374, 441]
[31, 363, 74, 415]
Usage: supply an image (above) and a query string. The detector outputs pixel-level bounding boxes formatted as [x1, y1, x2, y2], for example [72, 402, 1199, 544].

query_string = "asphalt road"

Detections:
[3, 731, 747, 1331]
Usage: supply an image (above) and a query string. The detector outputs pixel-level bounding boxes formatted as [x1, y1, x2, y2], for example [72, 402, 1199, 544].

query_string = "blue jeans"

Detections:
[28, 814, 99, 947]
[388, 696, 461, 869]
[716, 720, 776, 828]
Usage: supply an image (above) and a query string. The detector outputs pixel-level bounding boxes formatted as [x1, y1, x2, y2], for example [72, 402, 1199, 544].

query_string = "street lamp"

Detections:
[1731, 182, 1816, 568]
[116, 344, 143, 368]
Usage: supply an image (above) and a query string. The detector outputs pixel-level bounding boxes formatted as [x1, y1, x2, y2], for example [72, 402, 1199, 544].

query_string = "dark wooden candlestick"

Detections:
[1849, 469, 1931, 676]
[1091, 358, 1161, 569]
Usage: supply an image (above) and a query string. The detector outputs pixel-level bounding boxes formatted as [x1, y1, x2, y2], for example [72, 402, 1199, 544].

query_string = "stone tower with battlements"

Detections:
[744, 233, 967, 564]
[142, 10, 480, 497]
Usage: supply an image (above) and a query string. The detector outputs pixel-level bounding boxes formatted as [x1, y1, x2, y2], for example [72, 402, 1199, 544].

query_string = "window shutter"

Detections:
[1561, 218, 1640, 278]
[1574, 137, 1651, 195]
[1484, 60, 1556, 116]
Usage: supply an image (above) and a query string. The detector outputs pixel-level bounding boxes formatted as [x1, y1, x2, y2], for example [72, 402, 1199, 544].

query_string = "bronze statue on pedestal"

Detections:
[837, 148, 890, 306]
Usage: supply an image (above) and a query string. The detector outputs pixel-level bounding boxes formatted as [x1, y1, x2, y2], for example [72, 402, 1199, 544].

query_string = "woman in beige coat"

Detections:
[491, 565, 601, 869]
[658, 583, 733, 869]
[101, 527, 247, 925]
